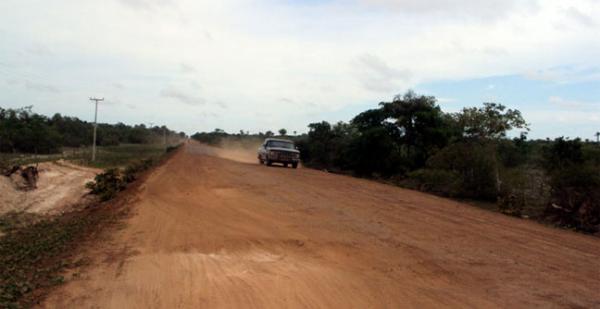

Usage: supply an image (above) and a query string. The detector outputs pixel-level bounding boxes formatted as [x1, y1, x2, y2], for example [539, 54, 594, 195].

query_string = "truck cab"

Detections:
[258, 138, 300, 168]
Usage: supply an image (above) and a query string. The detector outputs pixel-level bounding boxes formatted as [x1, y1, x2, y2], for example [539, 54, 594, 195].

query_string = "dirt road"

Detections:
[44, 142, 600, 308]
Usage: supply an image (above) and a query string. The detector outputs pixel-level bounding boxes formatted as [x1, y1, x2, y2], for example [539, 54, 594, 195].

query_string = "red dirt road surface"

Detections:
[44, 142, 600, 308]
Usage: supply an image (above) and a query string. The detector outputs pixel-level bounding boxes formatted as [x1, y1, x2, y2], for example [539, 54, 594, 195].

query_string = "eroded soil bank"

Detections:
[0, 160, 99, 215]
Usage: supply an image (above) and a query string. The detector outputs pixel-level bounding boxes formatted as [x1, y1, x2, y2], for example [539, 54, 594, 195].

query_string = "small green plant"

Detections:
[87, 158, 159, 200]
[123, 158, 154, 183]
[86, 168, 126, 201]
[406, 169, 461, 197]
[0, 211, 102, 308]
[0, 212, 41, 234]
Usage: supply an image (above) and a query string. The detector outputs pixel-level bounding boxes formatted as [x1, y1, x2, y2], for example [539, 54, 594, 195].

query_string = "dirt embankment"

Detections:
[0, 160, 99, 215]
[43, 142, 600, 308]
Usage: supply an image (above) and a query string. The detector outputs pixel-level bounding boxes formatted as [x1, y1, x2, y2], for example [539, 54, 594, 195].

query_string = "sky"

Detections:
[0, 0, 599, 139]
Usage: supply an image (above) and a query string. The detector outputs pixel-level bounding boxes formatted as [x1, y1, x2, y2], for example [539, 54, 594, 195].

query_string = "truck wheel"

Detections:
[284, 163, 289, 167]
[259, 159, 264, 165]
[292, 163, 298, 169]
[266, 160, 272, 166]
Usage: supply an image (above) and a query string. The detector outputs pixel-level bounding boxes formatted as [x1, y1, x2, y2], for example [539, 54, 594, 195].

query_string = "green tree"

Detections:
[382, 91, 457, 167]
[456, 102, 529, 193]
[279, 128, 287, 136]
[457, 103, 528, 140]
[352, 91, 457, 170]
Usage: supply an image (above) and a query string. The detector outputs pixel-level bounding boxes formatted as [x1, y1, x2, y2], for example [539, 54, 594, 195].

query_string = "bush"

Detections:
[497, 167, 550, 218]
[542, 138, 600, 232]
[86, 169, 126, 201]
[426, 141, 498, 200]
[497, 180, 526, 217]
[545, 165, 600, 232]
[123, 159, 154, 183]
[87, 158, 158, 201]
[406, 169, 462, 197]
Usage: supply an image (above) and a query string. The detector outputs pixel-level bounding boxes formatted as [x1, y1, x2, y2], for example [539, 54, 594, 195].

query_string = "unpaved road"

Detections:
[44, 142, 600, 308]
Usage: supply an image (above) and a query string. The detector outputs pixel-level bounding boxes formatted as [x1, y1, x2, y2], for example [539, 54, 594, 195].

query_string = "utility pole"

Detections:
[89, 97, 104, 161]
[163, 126, 167, 151]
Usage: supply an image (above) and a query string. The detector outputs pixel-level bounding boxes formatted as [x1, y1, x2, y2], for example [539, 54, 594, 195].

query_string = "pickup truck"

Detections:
[257, 138, 300, 168]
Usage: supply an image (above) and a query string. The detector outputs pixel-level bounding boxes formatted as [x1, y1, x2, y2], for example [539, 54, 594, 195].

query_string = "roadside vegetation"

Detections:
[0, 209, 107, 308]
[192, 91, 600, 234]
[0, 107, 185, 307]
[0, 145, 181, 308]
[86, 146, 179, 201]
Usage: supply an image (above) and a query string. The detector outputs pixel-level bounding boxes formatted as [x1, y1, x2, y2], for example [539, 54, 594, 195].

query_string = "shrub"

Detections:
[545, 165, 600, 232]
[542, 138, 600, 232]
[86, 169, 126, 201]
[406, 169, 462, 197]
[123, 158, 154, 183]
[426, 141, 498, 200]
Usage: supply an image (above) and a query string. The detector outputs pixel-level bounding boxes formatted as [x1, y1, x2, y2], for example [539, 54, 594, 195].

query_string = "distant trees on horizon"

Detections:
[0, 106, 185, 154]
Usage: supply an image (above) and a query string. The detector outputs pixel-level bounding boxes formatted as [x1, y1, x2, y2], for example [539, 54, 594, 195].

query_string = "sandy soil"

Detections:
[0, 160, 99, 215]
[43, 142, 600, 308]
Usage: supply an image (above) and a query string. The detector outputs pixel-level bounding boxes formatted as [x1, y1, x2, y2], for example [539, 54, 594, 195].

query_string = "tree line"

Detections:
[295, 91, 599, 233]
[192, 91, 600, 233]
[0, 106, 186, 154]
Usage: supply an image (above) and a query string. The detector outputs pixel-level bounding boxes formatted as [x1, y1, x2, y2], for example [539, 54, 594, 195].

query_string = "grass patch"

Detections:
[0, 213, 43, 235]
[1, 143, 169, 170]
[65, 144, 168, 169]
[0, 208, 110, 308]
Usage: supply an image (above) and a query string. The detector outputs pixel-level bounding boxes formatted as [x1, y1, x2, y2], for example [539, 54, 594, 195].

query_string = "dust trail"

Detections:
[189, 138, 262, 164]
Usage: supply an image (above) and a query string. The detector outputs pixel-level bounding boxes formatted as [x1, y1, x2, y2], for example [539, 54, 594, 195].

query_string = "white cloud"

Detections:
[355, 53, 412, 93]
[179, 63, 196, 74]
[549, 96, 598, 110]
[15, 80, 61, 93]
[359, 0, 538, 20]
[117, 0, 175, 11]
[0, 0, 598, 134]
[525, 66, 600, 83]
[160, 87, 204, 106]
[564, 6, 596, 28]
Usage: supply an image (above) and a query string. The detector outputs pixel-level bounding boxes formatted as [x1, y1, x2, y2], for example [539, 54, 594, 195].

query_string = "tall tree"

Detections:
[457, 103, 528, 140]
[456, 102, 529, 192]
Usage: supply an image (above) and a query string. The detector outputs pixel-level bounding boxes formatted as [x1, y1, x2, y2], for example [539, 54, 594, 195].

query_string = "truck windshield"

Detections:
[267, 141, 294, 149]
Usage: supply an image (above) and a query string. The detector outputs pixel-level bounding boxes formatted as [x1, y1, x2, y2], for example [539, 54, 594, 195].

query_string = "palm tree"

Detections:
[595, 131, 600, 143]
